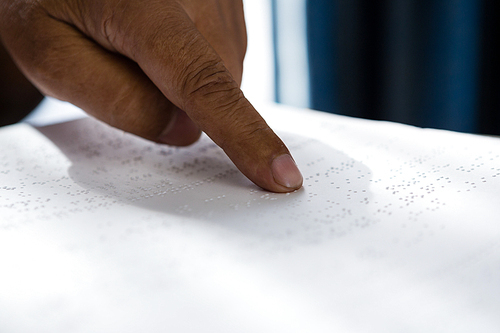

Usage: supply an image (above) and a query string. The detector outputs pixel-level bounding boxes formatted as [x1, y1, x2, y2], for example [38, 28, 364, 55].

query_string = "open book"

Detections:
[1, 101, 500, 332]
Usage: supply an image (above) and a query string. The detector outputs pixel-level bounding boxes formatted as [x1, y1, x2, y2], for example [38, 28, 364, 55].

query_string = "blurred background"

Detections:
[263, 0, 499, 134]
[2, 0, 498, 135]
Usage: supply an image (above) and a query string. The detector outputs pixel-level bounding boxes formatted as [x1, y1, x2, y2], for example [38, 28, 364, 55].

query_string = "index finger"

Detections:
[89, 1, 303, 192]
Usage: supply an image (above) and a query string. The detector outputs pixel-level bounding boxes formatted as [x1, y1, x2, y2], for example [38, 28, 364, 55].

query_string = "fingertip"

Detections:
[157, 108, 201, 146]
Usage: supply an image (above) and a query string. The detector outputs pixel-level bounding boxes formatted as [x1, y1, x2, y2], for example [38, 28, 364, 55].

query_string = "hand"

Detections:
[0, 0, 302, 192]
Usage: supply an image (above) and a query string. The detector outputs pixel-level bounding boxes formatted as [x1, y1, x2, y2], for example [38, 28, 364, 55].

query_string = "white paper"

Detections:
[1, 103, 500, 332]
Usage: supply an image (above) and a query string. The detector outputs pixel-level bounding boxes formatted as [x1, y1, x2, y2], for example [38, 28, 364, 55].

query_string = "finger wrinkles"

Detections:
[178, 56, 241, 109]
[100, 7, 120, 52]
[96, 0, 148, 54]
[203, 98, 267, 152]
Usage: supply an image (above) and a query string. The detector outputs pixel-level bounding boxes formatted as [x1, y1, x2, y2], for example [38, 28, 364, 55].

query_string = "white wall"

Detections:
[242, 0, 310, 108]
[240, 0, 276, 104]
[271, 0, 310, 108]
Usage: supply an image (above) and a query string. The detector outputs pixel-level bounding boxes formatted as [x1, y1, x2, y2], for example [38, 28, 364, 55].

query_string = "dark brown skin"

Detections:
[0, 0, 302, 192]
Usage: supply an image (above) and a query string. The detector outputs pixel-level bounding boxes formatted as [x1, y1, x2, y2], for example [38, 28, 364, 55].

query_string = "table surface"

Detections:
[2, 100, 500, 333]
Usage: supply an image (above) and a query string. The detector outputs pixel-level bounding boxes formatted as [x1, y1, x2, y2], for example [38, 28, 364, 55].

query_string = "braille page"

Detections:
[1, 103, 500, 333]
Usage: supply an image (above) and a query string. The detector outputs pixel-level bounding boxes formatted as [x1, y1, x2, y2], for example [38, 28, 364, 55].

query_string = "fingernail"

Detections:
[157, 111, 178, 143]
[271, 154, 303, 189]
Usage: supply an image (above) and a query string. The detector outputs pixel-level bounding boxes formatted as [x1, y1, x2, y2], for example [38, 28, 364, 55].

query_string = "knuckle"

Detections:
[179, 55, 242, 109]
[97, 1, 137, 53]
[100, 9, 118, 47]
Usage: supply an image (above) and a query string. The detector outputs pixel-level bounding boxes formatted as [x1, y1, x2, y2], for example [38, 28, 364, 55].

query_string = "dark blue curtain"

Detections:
[275, 0, 499, 134]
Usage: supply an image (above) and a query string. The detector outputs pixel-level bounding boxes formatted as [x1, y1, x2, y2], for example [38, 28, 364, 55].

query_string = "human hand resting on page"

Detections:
[0, 0, 302, 192]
